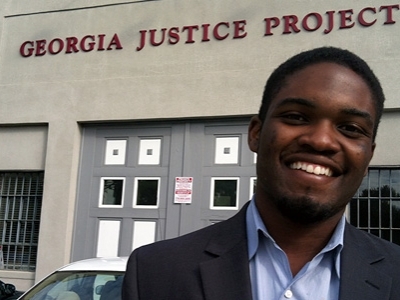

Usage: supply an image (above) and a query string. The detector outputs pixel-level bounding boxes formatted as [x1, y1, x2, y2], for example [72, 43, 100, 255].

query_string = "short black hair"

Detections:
[258, 46, 385, 140]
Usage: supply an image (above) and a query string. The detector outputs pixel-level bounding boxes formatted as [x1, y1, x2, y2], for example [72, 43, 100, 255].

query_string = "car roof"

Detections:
[58, 257, 128, 272]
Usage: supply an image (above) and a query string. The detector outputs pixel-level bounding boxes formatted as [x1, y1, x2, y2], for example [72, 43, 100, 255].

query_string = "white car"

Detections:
[18, 257, 127, 300]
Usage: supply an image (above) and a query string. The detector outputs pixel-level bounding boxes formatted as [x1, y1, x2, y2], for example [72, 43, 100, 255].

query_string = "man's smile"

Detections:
[289, 161, 333, 177]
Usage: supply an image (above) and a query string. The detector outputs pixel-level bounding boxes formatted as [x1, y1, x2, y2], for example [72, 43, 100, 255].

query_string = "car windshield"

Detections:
[19, 271, 124, 300]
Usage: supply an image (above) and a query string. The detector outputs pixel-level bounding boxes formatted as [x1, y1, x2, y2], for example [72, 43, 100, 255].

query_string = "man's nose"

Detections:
[297, 121, 341, 153]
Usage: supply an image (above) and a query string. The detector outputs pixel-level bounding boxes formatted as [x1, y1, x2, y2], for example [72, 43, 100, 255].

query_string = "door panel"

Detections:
[72, 118, 255, 260]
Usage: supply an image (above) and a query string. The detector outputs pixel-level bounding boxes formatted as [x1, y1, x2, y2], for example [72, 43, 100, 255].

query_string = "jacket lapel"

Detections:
[197, 206, 395, 300]
[199, 203, 253, 300]
[339, 224, 392, 300]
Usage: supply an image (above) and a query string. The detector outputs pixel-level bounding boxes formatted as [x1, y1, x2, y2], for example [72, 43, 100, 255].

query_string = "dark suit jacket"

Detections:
[122, 203, 400, 300]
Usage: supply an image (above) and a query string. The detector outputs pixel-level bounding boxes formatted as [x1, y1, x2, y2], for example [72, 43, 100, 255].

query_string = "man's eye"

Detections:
[341, 125, 359, 132]
[338, 124, 367, 137]
[282, 114, 306, 122]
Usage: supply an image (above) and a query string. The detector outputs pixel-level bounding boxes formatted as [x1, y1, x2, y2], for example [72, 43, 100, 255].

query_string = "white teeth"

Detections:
[289, 162, 333, 177]
[314, 166, 321, 175]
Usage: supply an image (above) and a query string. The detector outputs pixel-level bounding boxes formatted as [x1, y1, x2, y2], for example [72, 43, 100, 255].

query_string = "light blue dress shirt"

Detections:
[246, 198, 345, 300]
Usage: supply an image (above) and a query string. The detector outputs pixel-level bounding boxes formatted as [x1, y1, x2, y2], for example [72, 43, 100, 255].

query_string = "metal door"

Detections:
[72, 118, 255, 260]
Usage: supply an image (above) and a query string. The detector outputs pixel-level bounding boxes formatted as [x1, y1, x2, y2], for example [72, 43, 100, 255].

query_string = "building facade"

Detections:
[0, 0, 399, 290]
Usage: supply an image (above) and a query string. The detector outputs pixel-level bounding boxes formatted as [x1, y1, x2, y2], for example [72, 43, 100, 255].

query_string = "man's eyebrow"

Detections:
[276, 97, 375, 127]
[341, 107, 374, 127]
[276, 97, 316, 108]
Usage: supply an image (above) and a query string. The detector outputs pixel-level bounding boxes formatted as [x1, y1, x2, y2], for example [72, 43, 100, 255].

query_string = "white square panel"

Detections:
[132, 221, 156, 250]
[96, 220, 120, 257]
[215, 137, 239, 164]
[105, 140, 127, 165]
[138, 139, 161, 165]
[250, 177, 257, 199]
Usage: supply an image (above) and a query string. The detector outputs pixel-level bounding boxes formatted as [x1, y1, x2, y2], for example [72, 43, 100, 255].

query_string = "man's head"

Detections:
[258, 47, 385, 140]
[248, 47, 382, 225]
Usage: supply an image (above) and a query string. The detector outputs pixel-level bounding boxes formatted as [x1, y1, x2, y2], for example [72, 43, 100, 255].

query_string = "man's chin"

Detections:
[275, 196, 340, 225]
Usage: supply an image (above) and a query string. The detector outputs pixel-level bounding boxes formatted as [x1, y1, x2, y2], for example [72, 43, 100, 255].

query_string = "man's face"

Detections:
[248, 62, 376, 224]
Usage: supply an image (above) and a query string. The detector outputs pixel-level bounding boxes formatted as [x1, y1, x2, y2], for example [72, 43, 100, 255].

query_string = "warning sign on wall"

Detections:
[174, 177, 193, 204]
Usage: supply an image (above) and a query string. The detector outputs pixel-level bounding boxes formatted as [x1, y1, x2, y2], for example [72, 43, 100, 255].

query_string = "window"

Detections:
[21, 271, 124, 300]
[99, 177, 125, 207]
[210, 177, 239, 210]
[0, 172, 44, 271]
[133, 177, 160, 208]
[350, 167, 400, 245]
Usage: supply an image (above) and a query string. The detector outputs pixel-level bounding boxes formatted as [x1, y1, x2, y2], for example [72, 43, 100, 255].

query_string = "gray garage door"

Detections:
[72, 117, 256, 261]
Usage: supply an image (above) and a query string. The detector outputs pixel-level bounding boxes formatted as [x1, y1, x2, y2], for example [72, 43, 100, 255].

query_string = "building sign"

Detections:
[20, 34, 123, 57]
[19, 4, 399, 57]
[174, 177, 193, 204]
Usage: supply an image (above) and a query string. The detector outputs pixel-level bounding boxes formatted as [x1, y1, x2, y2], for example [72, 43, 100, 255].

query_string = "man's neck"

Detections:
[255, 198, 344, 276]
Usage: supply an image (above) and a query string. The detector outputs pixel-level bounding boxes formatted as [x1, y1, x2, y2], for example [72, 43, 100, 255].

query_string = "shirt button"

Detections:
[284, 290, 293, 298]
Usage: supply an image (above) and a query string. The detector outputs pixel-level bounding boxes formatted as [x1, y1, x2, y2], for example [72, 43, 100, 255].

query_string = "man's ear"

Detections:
[248, 116, 262, 153]
[364, 142, 376, 176]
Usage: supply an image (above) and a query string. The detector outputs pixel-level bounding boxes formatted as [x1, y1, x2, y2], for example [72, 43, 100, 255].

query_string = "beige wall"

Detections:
[372, 110, 400, 165]
[0, 0, 399, 289]
[0, 126, 47, 170]
[0, 125, 47, 290]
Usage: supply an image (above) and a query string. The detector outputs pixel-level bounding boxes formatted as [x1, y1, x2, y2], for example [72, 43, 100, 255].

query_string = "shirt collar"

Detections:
[246, 197, 345, 276]
[246, 196, 267, 260]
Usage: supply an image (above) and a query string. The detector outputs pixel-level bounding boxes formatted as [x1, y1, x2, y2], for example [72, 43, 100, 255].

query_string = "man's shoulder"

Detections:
[135, 202, 249, 257]
[345, 223, 400, 259]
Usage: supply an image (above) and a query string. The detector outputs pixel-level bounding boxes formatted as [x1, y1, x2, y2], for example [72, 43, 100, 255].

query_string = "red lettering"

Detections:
[66, 37, 79, 54]
[283, 15, 300, 34]
[182, 25, 199, 43]
[107, 33, 123, 50]
[97, 34, 106, 51]
[339, 9, 355, 29]
[380, 4, 400, 24]
[260, 5, 397, 37]
[149, 28, 166, 46]
[80, 35, 95, 52]
[233, 20, 247, 39]
[264, 17, 280, 36]
[20, 34, 122, 56]
[35, 40, 47, 56]
[20, 41, 34, 57]
[358, 7, 377, 26]
[213, 22, 230, 40]
[302, 12, 323, 31]
[201, 24, 211, 41]
[168, 27, 180, 45]
[324, 11, 335, 34]
[137, 30, 147, 51]
[48, 38, 64, 55]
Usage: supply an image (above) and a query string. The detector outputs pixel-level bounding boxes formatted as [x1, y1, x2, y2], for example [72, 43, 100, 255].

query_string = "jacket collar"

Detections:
[199, 202, 253, 300]
[339, 223, 392, 300]
[197, 205, 393, 300]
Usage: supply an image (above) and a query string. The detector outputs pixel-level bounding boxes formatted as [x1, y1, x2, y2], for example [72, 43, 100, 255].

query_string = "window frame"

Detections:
[0, 171, 44, 271]
[350, 166, 400, 245]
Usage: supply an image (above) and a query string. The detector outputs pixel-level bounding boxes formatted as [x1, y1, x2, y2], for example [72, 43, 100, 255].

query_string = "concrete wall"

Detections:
[0, 0, 399, 290]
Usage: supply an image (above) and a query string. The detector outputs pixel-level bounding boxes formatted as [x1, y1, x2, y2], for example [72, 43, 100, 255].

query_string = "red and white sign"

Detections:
[174, 177, 193, 204]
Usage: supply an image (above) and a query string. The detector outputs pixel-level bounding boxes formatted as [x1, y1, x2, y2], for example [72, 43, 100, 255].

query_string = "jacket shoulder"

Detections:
[122, 203, 250, 300]
[135, 202, 249, 258]
[345, 223, 400, 260]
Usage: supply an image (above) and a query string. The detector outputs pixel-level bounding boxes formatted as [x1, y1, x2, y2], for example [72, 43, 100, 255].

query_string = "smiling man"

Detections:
[122, 47, 400, 300]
